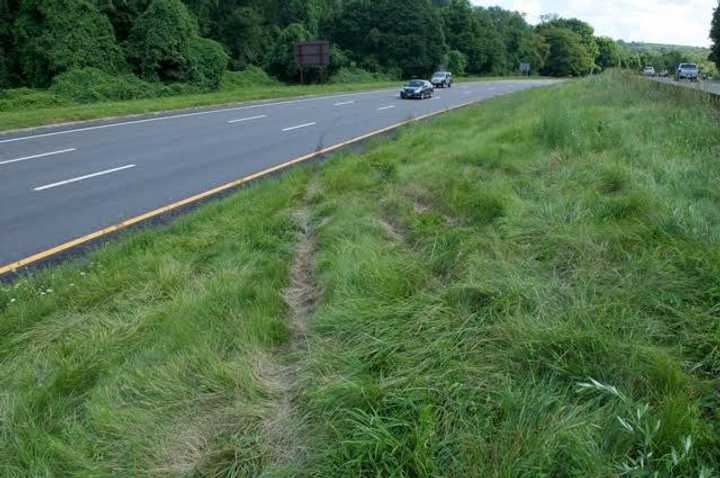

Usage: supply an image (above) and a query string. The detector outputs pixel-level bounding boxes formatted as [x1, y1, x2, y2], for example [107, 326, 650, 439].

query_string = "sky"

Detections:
[471, 0, 716, 47]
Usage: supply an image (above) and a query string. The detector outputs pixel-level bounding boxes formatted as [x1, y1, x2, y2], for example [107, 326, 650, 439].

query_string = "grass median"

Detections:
[2, 71, 719, 476]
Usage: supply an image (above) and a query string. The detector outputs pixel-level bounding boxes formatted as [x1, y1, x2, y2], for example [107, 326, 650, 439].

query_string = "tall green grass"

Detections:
[0, 172, 310, 476]
[1, 71, 719, 476]
[296, 71, 720, 476]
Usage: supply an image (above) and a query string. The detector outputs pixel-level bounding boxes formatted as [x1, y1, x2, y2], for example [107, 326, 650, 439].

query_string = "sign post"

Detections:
[294, 41, 331, 84]
[519, 62, 531, 76]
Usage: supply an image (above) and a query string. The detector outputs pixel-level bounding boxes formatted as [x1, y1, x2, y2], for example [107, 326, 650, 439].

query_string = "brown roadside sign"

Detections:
[294, 41, 330, 67]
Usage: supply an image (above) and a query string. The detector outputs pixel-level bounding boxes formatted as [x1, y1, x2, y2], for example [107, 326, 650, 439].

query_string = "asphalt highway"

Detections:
[0, 79, 559, 270]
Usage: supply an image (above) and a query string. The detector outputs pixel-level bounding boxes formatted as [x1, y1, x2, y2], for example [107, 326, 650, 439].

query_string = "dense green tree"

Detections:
[486, 7, 542, 73]
[278, 0, 319, 34]
[441, 1, 496, 74]
[186, 36, 228, 88]
[182, 0, 217, 36]
[596, 36, 621, 69]
[516, 32, 548, 74]
[13, 0, 126, 87]
[445, 50, 467, 75]
[0, 0, 19, 86]
[265, 23, 311, 81]
[126, 0, 198, 82]
[540, 27, 593, 77]
[126, 0, 226, 86]
[472, 8, 508, 74]
[94, 0, 149, 41]
[711, 1, 720, 70]
[0, 0, 606, 89]
[331, 0, 447, 78]
[538, 17, 598, 70]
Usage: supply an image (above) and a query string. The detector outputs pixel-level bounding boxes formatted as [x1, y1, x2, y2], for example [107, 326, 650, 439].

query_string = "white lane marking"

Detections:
[33, 164, 136, 191]
[0, 148, 76, 166]
[282, 122, 317, 132]
[377, 105, 396, 111]
[334, 100, 355, 106]
[227, 114, 267, 124]
[0, 88, 402, 144]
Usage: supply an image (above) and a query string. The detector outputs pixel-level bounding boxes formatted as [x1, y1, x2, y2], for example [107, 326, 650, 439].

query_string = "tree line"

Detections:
[0, 0, 641, 91]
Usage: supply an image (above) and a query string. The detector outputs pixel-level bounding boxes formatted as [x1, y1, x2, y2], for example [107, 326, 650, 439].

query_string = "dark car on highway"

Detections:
[400, 80, 434, 99]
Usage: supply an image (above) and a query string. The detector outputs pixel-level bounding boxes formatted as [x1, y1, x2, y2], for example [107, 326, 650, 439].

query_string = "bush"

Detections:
[125, 0, 198, 83]
[265, 23, 310, 82]
[50, 67, 156, 103]
[126, 0, 227, 89]
[156, 82, 203, 97]
[13, 0, 126, 87]
[0, 87, 69, 111]
[220, 66, 279, 90]
[186, 37, 229, 89]
[329, 67, 393, 84]
[446, 50, 467, 76]
[539, 27, 594, 77]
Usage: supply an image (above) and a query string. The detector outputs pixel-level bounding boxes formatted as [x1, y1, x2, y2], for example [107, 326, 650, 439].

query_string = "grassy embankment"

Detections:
[2, 71, 719, 476]
[0, 71, 534, 132]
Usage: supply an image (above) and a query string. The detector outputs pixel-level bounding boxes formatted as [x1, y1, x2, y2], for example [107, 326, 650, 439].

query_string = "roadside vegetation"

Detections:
[627, 42, 718, 78]
[2, 71, 720, 476]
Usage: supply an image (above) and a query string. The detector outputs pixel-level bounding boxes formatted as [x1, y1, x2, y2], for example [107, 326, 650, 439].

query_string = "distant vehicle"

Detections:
[431, 71, 453, 88]
[659, 70, 669, 78]
[642, 66, 656, 77]
[400, 80, 434, 99]
[676, 63, 699, 82]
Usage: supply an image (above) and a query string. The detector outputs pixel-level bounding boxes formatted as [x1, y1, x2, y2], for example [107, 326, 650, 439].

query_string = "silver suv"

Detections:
[676, 63, 699, 82]
[431, 71, 453, 88]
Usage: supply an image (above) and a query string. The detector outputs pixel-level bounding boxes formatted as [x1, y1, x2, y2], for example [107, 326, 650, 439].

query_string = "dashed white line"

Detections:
[0, 88, 400, 144]
[0, 148, 76, 166]
[33, 164, 136, 191]
[227, 114, 267, 124]
[282, 122, 317, 132]
[334, 100, 355, 106]
[377, 105, 396, 111]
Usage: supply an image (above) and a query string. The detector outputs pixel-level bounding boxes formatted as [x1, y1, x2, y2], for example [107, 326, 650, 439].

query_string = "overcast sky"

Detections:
[471, 0, 716, 47]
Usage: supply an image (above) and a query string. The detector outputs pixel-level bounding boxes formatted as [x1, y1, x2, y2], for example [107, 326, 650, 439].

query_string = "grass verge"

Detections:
[2, 71, 719, 476]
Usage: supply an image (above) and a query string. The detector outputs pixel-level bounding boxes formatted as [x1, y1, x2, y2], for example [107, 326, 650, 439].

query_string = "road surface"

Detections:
[650, 77, 720, 96]
[0, 80, 559, 271]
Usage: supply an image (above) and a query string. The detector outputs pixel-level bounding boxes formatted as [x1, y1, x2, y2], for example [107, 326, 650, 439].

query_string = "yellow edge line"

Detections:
[0, 98, 478, 276]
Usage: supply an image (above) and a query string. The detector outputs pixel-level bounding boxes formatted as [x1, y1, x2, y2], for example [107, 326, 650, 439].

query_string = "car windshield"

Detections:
[408, 80, 424, 87]
[680, 64, 697, 69]
[432, 72, 446, 77]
